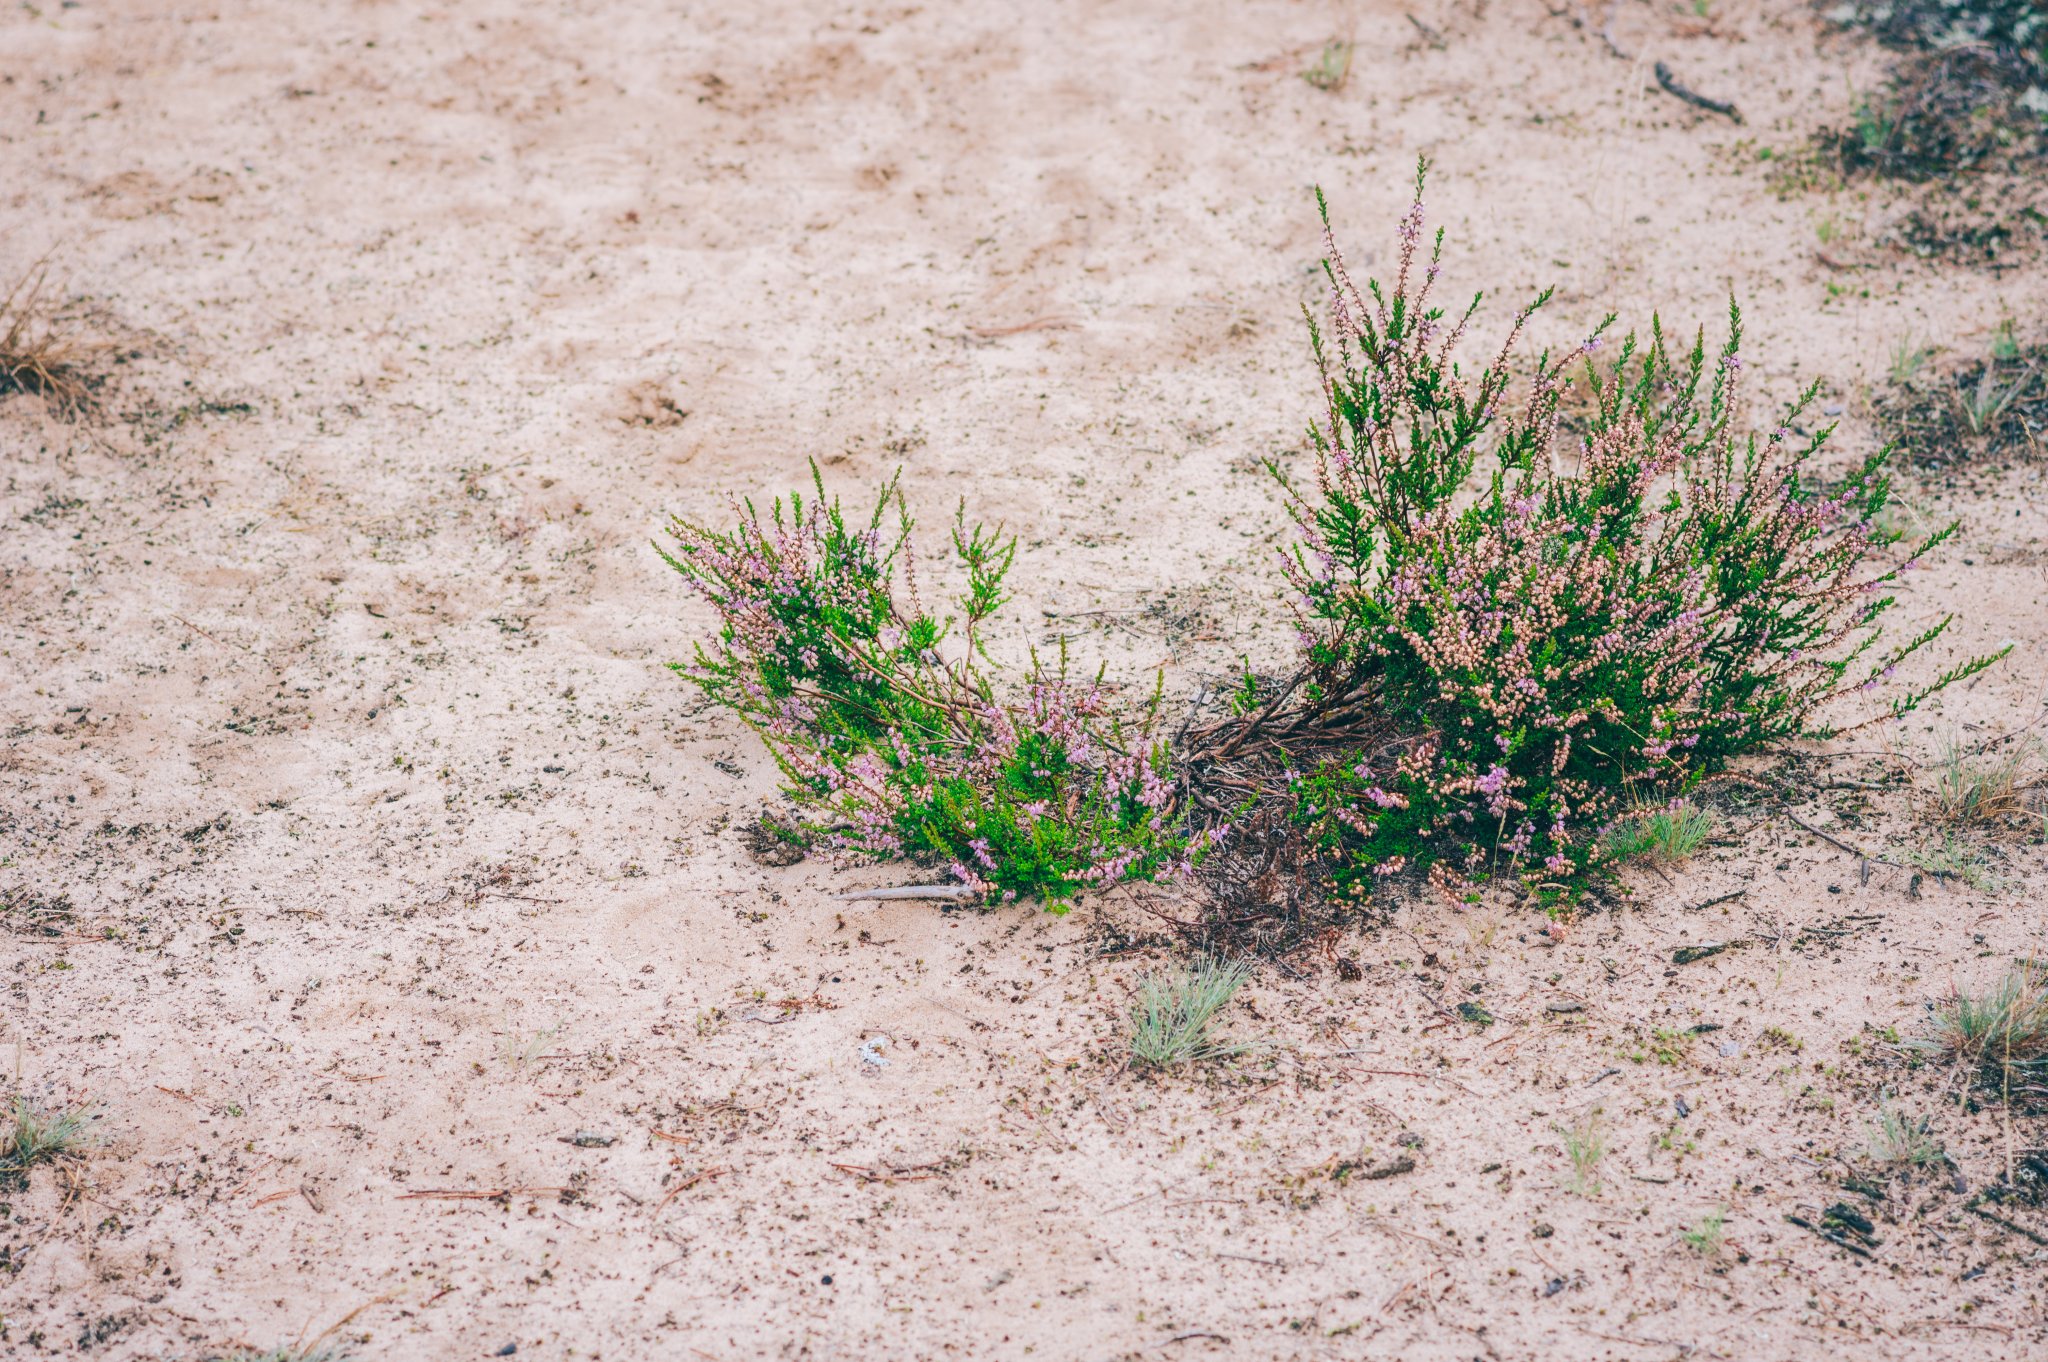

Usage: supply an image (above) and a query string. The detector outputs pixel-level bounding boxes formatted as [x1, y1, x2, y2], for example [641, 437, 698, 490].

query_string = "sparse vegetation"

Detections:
[1823, 1, 2047, 181]
[1, 885, 75, 938]
[1928, 732, 2046, 828]
[0, 263, 104, 414]
[1682, 1206, 1726, 1255]
[1921, 964, 2048, 1102]
[1, 1095, 102, 1184]
[1865, 1099, 1945, 1166]
[207, 1347, 355, 1362]
[498, 1026, 563, 1069]
[1128, 956, 1252, 1068]
[1558, 1108, 1605, 1195]
[1882, 344, 2048, 467]
[1650, 1026, 1695, 1066]
[1606, 803, 1718, 865]
[1896, 831, 2009, 891]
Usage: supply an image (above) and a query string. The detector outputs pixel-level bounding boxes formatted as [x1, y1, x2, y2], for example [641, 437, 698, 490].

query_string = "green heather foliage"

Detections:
[1272, 162, 2001, 898]
[660, 470, 1201, 907]
[665, 163, 2002, 909]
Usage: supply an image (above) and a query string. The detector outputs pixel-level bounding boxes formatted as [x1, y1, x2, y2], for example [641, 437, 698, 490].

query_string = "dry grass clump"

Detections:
[0, 264, 107, 415]
[1927, 733, 2047, 829]
[1877, 337, 2047, 469]
[1923, 963, 2048, 1104]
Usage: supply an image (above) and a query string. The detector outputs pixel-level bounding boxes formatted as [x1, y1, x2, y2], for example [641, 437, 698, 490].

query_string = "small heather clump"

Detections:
[1263, 161, 2001, 900]
[661, 467, 1200, 907]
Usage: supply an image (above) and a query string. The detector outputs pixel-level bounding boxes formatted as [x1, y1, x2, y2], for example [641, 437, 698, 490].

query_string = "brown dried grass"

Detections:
[0, 263, 108, 415]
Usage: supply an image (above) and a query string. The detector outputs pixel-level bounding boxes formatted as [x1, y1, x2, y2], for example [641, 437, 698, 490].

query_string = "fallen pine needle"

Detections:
[830, 1160, 946, 1183]
[655, 1165, 730, 1212]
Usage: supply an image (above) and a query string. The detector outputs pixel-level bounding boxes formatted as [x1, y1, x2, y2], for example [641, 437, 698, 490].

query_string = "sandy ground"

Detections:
[4, 1, 2048, 1358]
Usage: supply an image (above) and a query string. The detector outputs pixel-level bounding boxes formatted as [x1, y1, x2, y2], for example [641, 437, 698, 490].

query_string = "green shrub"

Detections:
[1266, 162, 2001, 899]
[666, 163, 2000, 909]
[661, 468, 1201, 908]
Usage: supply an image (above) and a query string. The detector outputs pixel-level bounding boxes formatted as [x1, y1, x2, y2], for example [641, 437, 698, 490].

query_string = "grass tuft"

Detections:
[1865, 1100, 1944, 1167]
[1681, 1206, 1726, 1255]
[1928, 733, 2045, 829]
[1129, 956, 1252, 1068]
[1, 1095, 102, 1183]
[0, 264, 104, 415]
[1922, 964, 2048, 1101]
[1558, 1107, 1604, 1196]
[1606, 803, 1717, 865]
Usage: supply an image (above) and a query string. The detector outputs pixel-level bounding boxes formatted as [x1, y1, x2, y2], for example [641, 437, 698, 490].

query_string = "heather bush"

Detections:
[666, 163, 2001, 911]
[1260, 163, 2003, 899]
[660, 468, 1198, 907]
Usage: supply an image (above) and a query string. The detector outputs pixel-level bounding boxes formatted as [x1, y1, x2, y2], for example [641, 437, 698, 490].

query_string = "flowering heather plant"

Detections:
[667, 163, 2003, 917]
[1265, 161, 2005, 897]
[660, 465, 1196, 908]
